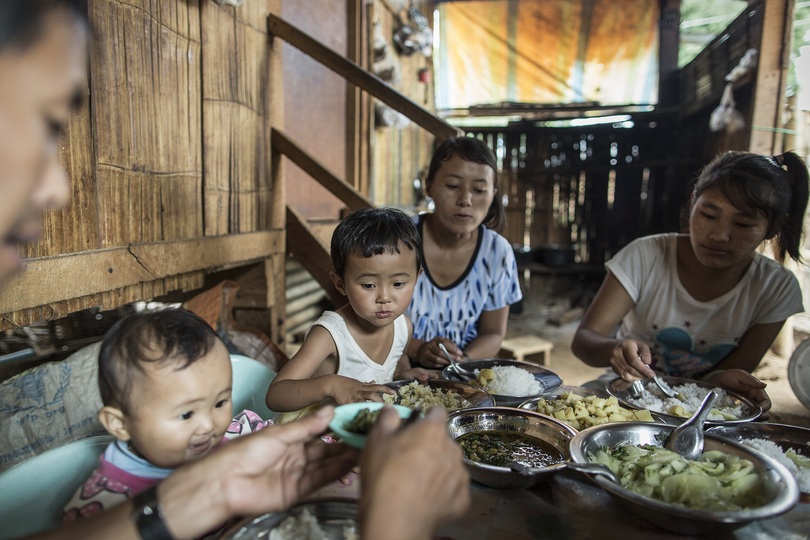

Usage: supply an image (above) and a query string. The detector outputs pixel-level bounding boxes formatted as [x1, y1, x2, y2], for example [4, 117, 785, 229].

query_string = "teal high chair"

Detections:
[0, 354, 276, 539]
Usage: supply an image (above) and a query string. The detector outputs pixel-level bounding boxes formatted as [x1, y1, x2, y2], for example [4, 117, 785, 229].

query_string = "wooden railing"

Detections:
[267, 13, 462, 141]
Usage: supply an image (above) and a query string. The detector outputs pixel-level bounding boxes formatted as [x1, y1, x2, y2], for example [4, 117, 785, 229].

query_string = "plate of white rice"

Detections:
[708, 422, 810, 500]
[221, 499, 358, 540]
[607, 376, 761, 425]
[442, 359, 563, 406]
[383, 379, 494, 410]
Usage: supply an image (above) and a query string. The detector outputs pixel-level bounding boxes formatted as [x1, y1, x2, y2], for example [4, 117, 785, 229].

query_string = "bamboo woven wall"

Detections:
[2, 0, 284, 339]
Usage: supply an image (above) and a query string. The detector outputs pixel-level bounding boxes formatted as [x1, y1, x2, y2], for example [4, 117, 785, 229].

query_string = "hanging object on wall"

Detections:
[372, 20, 401, 84]
[375, 101, 411, 129]
[709, 49, 757, 133]
[709, 83, 745, 133]
[392, 6, 432, 57]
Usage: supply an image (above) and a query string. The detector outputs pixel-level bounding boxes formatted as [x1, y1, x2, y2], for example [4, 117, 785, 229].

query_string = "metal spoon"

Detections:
[663, 390, 718, 461]
[652, 375, 679, 398]
[438, 343, 476, 381]
[508, 461, 620, 484]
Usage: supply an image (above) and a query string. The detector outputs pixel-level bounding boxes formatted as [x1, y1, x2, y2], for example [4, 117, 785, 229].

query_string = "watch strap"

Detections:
[132, 485, 175, 540]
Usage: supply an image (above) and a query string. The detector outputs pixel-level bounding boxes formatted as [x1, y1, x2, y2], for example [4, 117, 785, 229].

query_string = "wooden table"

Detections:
[310, 469, 809, 539]
[437, 472, 810, 539]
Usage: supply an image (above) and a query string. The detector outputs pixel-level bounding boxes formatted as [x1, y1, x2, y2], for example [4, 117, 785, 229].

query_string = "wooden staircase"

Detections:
[266, 12, 462, 331]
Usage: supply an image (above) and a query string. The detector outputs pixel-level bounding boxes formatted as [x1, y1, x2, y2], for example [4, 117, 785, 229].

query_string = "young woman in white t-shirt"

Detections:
[572, 151, 809, 413]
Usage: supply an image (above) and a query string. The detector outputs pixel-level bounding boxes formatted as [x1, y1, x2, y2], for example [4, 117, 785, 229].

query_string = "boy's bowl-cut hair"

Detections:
[98, 308, 222, 413]
[330, 207, 422, 277]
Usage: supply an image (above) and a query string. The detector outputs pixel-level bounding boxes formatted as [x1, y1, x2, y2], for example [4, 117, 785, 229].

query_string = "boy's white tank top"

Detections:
[310, 311, 407, 384]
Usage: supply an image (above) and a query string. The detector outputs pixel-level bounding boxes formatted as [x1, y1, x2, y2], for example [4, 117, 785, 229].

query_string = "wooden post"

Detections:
[268, 0, 286, 345]
[749, 0, 793, 155]
[658, 0, 681, 107]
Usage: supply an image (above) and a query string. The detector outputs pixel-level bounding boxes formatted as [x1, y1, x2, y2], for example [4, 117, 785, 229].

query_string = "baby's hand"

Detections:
[399, 367, 440, 382]
[330, 377, 394, 405]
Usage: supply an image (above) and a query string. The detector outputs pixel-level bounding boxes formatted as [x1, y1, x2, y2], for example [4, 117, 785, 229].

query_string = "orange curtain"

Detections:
[434, 0, 659, 109]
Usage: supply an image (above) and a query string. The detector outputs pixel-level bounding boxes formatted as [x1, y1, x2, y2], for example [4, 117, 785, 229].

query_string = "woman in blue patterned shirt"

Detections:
[406, 137, 523, 368]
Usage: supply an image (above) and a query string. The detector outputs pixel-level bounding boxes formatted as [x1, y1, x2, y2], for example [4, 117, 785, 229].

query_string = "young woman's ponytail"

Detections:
[778, 151, 810, 263]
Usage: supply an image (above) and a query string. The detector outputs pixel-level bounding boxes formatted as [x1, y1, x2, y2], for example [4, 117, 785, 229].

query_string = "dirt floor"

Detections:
[505, 274, 810, 428]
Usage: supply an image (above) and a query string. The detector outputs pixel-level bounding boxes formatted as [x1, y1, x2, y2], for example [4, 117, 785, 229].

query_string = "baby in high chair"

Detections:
[62, 308, 272, 521]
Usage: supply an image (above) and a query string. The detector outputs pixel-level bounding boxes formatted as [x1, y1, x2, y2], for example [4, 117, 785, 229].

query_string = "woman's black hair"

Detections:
[330, 207, 422, 277]
[425, 136, 506, 233]
[98, 308, 222, 413]
[691, 150, 809, 263]
[0, 0, 89, 52]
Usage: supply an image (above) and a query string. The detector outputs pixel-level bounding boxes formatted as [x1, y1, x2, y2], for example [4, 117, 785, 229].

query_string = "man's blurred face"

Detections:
[0, 9, 87, 281]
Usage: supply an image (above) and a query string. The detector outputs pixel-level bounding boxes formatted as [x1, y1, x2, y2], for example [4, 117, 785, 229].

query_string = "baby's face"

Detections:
[339, 243, 419, 329]
[123, 340, 233, 469]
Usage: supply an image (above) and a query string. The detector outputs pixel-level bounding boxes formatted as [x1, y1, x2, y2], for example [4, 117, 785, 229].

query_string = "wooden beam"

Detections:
[285, 206, 346, 308]
[267, 12, 462, 140]
[272, 128, 371, 211]
[0, 231, 283, 314]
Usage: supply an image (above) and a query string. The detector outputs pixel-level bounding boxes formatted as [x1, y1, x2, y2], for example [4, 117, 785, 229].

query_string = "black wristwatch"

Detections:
[132, 485, 175, 540]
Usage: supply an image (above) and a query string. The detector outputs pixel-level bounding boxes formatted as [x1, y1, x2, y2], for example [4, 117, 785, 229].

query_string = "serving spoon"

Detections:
[509, 461, 620, 484]
[438, 343, 476, 381]
[663, 390, 718, 461]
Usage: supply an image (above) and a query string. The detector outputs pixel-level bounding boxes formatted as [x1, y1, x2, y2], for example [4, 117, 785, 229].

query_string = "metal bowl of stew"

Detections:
[446, 406, 576, 489]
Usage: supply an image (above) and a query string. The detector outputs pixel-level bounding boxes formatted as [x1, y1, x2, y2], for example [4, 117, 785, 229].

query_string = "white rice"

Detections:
[482, 365, 541, 396]
[270, 509, 357, 540]
[626, 381, 745, 421]
[382, 381, 471, 410]
[741, 438, 810, 492]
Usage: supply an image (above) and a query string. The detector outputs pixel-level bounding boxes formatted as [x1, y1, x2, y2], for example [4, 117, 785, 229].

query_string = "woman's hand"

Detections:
[708, 369, 771, 418]
[609, 339, 654, 380]
[329, 376, 395, 405]
[398, 367, 440, 382]
[360, 407, 470, 540]
[416, 338, 464, 368]
[159, 407, 358, 539]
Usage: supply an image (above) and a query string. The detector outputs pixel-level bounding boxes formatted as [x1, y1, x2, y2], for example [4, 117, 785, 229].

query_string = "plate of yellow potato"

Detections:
[518, 385, 663, 431]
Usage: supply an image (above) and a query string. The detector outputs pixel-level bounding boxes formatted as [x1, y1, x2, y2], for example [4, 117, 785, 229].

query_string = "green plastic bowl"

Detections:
[329, 402, 413, 448]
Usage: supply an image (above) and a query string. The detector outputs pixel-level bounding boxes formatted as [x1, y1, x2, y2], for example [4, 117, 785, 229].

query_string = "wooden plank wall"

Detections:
[3, 0, 285, 341]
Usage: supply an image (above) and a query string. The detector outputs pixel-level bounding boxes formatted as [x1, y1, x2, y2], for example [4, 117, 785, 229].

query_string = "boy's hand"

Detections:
[398, 367, 439, 382]
[329, 376, 395, 405]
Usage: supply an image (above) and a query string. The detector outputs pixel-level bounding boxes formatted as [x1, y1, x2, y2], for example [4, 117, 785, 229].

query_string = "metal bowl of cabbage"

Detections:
[606, 376, 762, 425]
[384, 378, 494, 410]
[221, 498, 358, 539]
[568, 422, 799, 535]
[446, 406, 576, 489]
[518, 385, 667, 431]
[441, 359, 563, 406]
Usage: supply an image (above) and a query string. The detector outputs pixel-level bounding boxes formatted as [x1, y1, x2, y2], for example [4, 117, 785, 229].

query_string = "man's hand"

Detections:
[158, 406, 358, 538]
[360, 407, 470, 540]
